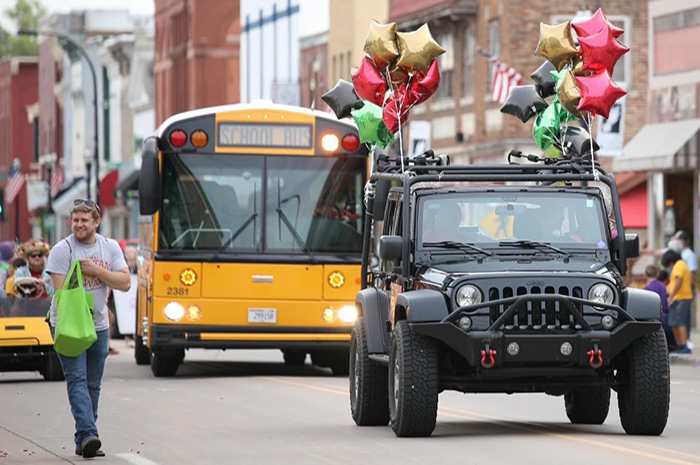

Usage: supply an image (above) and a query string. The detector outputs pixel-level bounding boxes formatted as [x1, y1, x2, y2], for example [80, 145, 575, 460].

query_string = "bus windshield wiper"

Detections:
[275, 207, 310, 254]
[423, 240, 492, 256]
[498, 240, 570, 258]
[211, 212, 258, 260]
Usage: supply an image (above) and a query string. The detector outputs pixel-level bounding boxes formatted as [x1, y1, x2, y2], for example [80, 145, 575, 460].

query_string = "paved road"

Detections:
[1, 340, 700, 465]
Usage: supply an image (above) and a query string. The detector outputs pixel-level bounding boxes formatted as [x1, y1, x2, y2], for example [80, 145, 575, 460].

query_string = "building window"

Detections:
[463, 21, 475, 99]
[435, 29, 454, 100]
[488, 19, 500, 90]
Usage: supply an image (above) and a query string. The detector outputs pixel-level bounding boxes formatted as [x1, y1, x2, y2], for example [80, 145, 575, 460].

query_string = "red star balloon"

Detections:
[351, 57, 386, 107]
[571, 8, 624, 38]
[575, 69, 626, 119]
[578, 25, 629, 75]
[383, 83, 411, 134]
[407, 59, 441, 106]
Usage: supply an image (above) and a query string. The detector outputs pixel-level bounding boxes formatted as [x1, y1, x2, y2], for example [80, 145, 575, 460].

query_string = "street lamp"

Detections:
[18, 28, 100, 209]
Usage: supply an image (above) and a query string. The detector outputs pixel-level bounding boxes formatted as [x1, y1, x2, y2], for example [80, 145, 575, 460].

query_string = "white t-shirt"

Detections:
[47, 234, 128, 331]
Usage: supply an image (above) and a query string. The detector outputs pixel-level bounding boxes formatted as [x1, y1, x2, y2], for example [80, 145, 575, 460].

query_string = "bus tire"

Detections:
[134, 334, 150, 365]
[350, 318, 389, 426]
[311, 349, 350, 376]
[42, 351, 64, 381]
[282, 350, 306, 365]
[151, 349, 179, 377]
[565, 386, 610, 424]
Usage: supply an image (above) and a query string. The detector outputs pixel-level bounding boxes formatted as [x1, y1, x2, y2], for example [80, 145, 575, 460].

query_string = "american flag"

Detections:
[5, 167, 25, 204]
[50, 165, 64, 197]
[478, 47, 523, 104]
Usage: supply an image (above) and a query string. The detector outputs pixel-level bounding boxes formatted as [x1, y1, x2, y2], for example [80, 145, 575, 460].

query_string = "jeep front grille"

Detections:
[487, 285, 584, 330]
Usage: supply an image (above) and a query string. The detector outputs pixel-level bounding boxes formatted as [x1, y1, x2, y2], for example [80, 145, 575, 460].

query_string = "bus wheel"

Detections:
[282, 350, 306, 365]
[151, 349, 180, 377]
[42, 351, 64, 381]
[312, 350, 350, 376]
[134, 334, 150, 365]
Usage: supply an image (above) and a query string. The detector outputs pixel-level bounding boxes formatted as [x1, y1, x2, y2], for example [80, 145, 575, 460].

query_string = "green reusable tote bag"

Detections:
[53, 259, 96, 357]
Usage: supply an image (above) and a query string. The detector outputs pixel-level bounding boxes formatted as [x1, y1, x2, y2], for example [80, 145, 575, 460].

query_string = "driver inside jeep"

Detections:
[10, 239, 53, 298]
[423, 202, 464, 243]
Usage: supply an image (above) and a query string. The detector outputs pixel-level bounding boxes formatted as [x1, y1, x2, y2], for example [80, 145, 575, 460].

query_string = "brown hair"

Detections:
[644, 264, 659, 279]
[71, 203, 101, 220]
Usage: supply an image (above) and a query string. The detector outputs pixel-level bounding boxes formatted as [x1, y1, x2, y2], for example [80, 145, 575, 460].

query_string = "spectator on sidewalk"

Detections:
[661, 250, 693, 354]
[643, 264, 671, 350]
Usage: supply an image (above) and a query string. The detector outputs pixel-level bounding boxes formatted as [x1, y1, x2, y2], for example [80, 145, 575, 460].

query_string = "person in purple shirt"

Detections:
[643, 264, 673, 350]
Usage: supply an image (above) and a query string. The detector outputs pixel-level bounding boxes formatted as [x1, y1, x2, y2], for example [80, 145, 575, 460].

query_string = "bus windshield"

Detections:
[159, 153, 365, 254]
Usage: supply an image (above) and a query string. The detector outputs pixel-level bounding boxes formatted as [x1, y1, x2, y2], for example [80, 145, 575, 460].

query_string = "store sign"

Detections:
[26, 181, 48, 211]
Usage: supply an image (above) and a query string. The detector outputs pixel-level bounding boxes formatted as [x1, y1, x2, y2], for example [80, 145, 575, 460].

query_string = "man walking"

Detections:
[46, 200, 130, 458]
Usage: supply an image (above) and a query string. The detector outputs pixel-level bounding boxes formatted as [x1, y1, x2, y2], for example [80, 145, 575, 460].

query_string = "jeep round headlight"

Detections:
[164, 301, 185, 321]
[455, 285, 483, 307]
[588, 284, 614, 307]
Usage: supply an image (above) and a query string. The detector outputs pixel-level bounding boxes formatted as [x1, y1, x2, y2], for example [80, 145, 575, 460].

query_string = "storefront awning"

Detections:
[99, 169, 119, 207]
[52, 178, 87, 216]
[115, 169, 139, 199]
[612, 118, 700, 172]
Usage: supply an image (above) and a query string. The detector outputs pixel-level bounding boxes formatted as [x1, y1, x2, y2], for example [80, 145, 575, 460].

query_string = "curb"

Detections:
[669, 353, 700, 367]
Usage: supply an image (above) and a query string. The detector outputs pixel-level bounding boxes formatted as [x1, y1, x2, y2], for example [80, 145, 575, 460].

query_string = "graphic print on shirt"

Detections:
[83, 257, 109, 289]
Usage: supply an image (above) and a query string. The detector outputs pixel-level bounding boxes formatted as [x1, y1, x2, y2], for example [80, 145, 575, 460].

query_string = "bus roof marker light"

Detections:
[170, 129, 187, 147]
[321, 133, 340, 152]
[341, 133, 359, 152]
[191, 130, 208, 148]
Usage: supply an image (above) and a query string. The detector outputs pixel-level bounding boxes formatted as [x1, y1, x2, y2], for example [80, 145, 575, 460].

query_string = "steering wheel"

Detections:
[12, 277, 47, 299]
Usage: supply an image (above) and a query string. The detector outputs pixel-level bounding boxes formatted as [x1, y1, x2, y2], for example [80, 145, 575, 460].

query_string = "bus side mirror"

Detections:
[624, 233, 639, 259]
[379, 235, 402, 261]
[139, 138, 162, 215]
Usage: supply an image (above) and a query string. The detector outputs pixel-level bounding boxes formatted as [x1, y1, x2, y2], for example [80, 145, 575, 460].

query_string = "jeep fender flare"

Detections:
[621, 287, 662, 321]
[395, 289, 449, 323]
[355, 288, 390, 353]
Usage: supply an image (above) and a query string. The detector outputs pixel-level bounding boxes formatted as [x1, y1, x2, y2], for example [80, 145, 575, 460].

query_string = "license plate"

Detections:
[247, 308, 277, 323]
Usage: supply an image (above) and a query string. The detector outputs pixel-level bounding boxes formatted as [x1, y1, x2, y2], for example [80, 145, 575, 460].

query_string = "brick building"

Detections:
[0, 58, 38, 242]
[299, 31, 328, 109]
[154, 0, 240, 125]
[388, 0, 648, 167]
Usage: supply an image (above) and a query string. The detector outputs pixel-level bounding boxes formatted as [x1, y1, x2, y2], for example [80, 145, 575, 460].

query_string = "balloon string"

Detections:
[586, 113, 599, 182]
[387, 75, 405, 173]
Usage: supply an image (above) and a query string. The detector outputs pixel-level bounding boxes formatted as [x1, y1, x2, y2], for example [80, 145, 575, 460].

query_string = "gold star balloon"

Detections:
[534, 21, 578, 70]
[556, 69, 582, 116]
[389, 65, 409, 85]
[395, 24, 446, 74]
[363, 20, 399, 70]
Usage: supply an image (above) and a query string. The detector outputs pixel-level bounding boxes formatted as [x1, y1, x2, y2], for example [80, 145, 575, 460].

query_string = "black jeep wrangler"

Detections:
[350, 151, 669, 437]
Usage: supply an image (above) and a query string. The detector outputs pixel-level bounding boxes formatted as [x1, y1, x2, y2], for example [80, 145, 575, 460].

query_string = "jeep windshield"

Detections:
[418, 192, 609, 253]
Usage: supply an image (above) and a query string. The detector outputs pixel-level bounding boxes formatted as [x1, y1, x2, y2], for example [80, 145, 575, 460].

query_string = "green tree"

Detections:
[0, 0, 46, 59]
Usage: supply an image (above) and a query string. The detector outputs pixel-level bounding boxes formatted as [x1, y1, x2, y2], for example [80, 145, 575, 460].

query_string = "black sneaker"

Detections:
[75, 448, 106, 457]
[78, 437, 102, 458]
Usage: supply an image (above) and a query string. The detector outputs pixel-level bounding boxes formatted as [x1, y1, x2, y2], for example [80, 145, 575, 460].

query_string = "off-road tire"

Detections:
[134, 334, 150, 365]
[42, 351, 64, 381]
[350, 318, 389, 426]
[283, 350, 307, 365]
[389, 320, 439, 437]
[617, 328, 670, 435]
[150, 349, 180, 377]
[565, 386, 610, 424]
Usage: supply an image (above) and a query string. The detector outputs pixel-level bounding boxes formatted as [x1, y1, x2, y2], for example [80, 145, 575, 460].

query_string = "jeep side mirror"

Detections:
[379, 235, 403, 261]
[624, 233, 639, 259]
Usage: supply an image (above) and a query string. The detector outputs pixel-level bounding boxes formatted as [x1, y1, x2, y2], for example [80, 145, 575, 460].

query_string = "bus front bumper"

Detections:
[149, 324, 352, 350]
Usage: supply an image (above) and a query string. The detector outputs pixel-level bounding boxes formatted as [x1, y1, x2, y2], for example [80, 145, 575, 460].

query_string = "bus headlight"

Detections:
[321, 133, 340, 152]
[164, 301, 185, 321]
[186, 305, 202, 321]
[588, 284, 614, 308]
[455, 285, 482, 307]
[337, 305, 358, 324]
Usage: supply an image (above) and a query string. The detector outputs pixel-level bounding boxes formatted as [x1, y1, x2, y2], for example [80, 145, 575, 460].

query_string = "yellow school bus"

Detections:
[135, 103, 369, 376]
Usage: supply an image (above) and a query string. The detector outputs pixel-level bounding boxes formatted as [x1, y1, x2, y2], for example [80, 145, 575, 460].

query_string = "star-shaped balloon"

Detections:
[500, 85, 547, 123]
[407, 59, 441, 106]
[321, 79, 363, 119]
[351, 57, 386, 107]
[350, 101, 394, 148]
[363, 20, 399, 70]
[389, 65, 409, 85]
[395, 24, 446, 73]
[575, 70, 626, 119]
[530, 60, 557, 98]
[571, 8, 624, 38]
[555, 126, 600, 157]
[578, 25, 629, 75]
[554, 69, 582, 117]
[534, 21, 578, 70]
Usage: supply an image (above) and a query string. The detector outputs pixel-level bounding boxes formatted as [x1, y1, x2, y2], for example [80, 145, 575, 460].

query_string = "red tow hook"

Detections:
[586, 345, 603, 368]
[480, 344, 497, 369]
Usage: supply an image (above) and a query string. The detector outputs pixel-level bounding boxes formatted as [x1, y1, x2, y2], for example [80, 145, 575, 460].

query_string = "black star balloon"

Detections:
[500, 85, 548, 123]
[556, 126, 600, 157]
[529, 60, 556, 98]
[321, 79, 363, 119]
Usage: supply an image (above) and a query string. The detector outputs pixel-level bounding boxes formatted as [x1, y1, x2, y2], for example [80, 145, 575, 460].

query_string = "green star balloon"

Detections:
[532, 97, 574, 150]
[350, 100, 394, 149]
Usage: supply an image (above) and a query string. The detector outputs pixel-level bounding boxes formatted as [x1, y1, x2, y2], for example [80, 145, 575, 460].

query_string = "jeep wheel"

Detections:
[350, 318, 389, 426]
[134, 334, 150, 365]
[42, 351, 64, 381]
[151, 349, 180, 377]
[617, 328, 670, 435]
[565, 386, 610, 424]
[282, 350, 307, 366]
[389, 320, 439, 437]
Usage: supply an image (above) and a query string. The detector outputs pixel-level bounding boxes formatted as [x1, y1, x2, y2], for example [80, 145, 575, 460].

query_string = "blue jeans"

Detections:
[51, 327, 109, 447]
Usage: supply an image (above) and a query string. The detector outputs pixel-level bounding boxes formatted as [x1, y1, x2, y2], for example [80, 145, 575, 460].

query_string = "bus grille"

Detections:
[487, 285, 584, 330]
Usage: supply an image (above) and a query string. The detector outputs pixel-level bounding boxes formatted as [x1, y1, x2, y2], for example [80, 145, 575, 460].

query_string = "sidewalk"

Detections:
[0, 428, 67, 464]
[669, 327, 700, 367]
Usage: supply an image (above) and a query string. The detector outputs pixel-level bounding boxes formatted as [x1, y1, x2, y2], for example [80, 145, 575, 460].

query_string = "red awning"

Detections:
[619, 183, 647, 228]
[99, 169, 119, 207]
